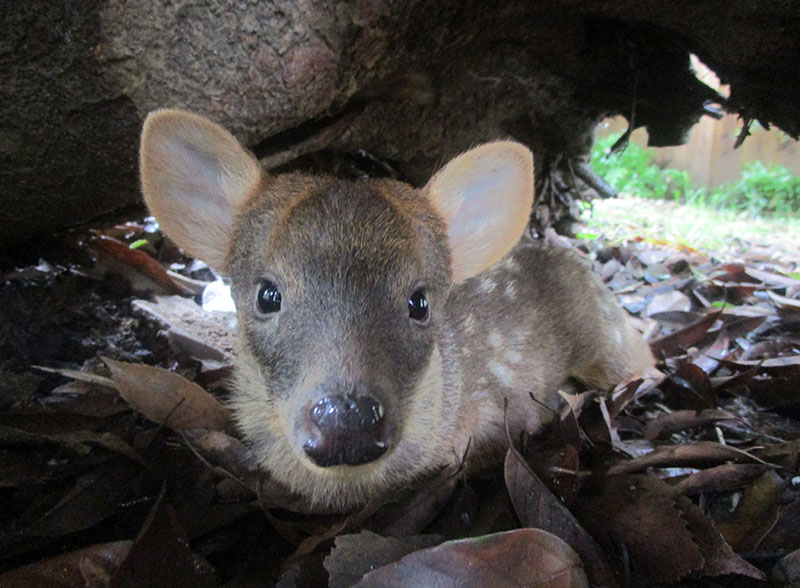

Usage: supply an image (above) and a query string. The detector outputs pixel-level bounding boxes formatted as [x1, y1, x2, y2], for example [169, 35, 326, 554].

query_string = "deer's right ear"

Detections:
[139, 109, 261, 272]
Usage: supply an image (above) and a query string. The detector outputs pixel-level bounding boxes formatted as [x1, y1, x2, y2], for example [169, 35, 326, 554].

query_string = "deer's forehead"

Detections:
[241, 181, 420, 266]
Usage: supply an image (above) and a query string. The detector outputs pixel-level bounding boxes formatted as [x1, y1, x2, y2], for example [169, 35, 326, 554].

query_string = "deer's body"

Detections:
[140, 110, 654, 511]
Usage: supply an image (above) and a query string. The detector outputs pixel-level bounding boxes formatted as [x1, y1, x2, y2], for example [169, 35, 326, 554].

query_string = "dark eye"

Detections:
[408, 288, 428, 322]
[256, 280, 282, 314]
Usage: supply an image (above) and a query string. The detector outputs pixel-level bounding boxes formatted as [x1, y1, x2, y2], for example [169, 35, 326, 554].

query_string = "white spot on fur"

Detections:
[488, 360, 513, 387]
[505, 349, 522, 364]
[463, 314, 475, 333]
[478, 277, 497, 293]
[499, 256, 521, 273]
[472, 389, 493, 401]
[504, 281, 516, 299]
[488, 331, 503, 348]
[511, 329, 528, 344]
[614, 328, 623, 344]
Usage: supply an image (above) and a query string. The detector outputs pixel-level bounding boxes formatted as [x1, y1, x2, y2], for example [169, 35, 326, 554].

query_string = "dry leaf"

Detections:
[104, 358, 228, 431]
[354, 529, 589, 588]
[607, 441, 772, 475]
[0, 541, 132, 587]
[325, 531, 442, 588]
[504, 448, 618, 587]
[716, 470, 784, 551]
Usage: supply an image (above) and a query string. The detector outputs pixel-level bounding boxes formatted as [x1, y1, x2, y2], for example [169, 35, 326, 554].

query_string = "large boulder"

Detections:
[2, 1, 798, 253]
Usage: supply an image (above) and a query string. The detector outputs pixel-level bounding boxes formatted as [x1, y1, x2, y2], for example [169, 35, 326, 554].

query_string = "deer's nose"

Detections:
[302, 394, 387, 467]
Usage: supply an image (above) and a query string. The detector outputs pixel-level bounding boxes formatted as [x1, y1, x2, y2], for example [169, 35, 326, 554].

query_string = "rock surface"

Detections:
[2, 1, 798, 253]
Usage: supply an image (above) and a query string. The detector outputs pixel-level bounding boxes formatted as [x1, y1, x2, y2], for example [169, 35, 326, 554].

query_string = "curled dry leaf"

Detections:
[103, 358, 228, 431]
[87, 234, 188, 295]
[354, 529, 589, 588]
[643, 409, 737, 440]
[675, 464, 771, 495]
[607, 441, 773, 475]
[744, 267, 800, 288]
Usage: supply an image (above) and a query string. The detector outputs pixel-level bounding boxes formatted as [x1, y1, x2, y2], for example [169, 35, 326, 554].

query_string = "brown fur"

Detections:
[140, 109, 655, 512]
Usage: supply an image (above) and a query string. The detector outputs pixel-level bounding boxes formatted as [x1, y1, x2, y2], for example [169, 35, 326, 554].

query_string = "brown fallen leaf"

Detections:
[376, 463, 461, 538]
[716, 470, 784, 551]
[607, 441, 773, 475]
[757, 482, 800, 553]
[104, 358, 228, 431]
[645, 290, 691, 316]
[0, 540, 132, 587]
[709, 263, 752, 284]
[110, 483, 217, 587]
[25, 460, 141, 539]
[180, 429, 304, 510]
[522, 395, 583, 506]
[643, 409, 737, 440]
[648, 310, 706, 329]
[767, 289, 800, 311]
[325, 531, 443, 588]
[661, 362, 716, 410]
[649, 310, 721, 358]
[577, 474, 704, 584]
[674, 464, 771, 495]
[771, 548, 800, 586]
[354, 529, 589, 588]
[752, 439, 800, 470]
[88, 234, 188, 295]
[749, 375, 800, 409]
[41, 380, 129, 418]
[504, 448, 619, 587]
[674, 483, 767, 581]
[577, 474, 766, 584]
[693, 327, 730, 374]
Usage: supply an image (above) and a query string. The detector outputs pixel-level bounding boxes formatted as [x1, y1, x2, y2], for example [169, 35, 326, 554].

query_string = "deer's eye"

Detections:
[256, 281, 282, 314]
[408, 288, 428, 323]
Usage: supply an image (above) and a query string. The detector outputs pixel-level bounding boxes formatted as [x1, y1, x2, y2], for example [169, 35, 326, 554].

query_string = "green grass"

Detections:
[591, 134, 800, 218]
[582, 196, 800, 257]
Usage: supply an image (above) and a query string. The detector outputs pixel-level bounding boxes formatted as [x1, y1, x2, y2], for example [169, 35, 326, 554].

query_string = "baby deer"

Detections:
[140, 110, 654, 511]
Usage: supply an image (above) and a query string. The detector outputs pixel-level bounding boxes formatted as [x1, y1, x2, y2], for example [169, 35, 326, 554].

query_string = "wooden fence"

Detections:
[598, 58, 799, 190]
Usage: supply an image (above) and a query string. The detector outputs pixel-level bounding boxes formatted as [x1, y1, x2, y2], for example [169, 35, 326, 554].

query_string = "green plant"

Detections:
[711, 161, 800, 216]
[590, 134, 702, 203]
[591, 133, 799, 217]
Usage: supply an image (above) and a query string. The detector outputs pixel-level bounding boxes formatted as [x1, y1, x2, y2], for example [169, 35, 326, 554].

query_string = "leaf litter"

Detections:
[0, 216, 799, 587]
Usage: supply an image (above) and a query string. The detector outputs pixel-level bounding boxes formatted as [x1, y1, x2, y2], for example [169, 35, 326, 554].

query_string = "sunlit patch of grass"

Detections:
[582, 196, 800, 258]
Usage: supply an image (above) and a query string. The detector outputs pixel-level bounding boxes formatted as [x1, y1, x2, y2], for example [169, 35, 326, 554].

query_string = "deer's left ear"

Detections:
[423, 141, 534, 283]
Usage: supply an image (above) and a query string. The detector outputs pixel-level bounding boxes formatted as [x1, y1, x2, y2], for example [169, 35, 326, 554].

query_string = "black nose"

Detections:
[303, 394, 387, 467]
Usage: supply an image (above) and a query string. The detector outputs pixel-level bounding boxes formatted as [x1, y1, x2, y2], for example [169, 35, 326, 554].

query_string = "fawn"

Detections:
[140, 110, 654, 511]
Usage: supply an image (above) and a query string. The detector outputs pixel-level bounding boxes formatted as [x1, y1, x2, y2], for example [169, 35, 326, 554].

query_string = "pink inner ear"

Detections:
[426, 142, 534, 283]
[140, 110, 261, 271]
